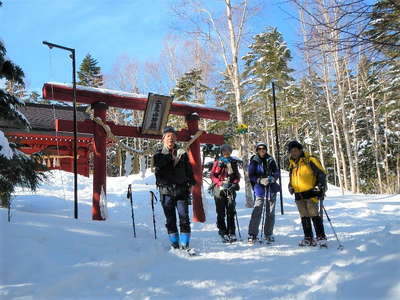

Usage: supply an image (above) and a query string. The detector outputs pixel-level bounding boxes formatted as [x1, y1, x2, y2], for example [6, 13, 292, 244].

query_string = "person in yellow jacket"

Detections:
[287, 141, 328, 247]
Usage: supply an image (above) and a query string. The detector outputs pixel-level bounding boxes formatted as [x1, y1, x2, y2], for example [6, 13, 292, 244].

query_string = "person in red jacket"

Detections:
[210, 144, 240, 243]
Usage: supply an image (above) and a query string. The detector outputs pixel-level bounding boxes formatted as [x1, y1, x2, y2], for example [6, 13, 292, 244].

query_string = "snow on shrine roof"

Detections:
[46, 82, 228, 112]
[0, 103, 90, 132]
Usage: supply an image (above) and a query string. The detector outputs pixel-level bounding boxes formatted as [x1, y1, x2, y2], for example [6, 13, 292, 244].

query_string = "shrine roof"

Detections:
[0, 103, 90, 132]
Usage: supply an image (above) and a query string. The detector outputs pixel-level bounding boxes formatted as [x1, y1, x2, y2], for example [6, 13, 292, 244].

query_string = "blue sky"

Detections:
[1, 0, 301, 93]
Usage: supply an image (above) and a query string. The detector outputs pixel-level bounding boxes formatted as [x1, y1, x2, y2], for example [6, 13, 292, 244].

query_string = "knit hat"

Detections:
[220, 144, 233, 154]
[162, 126, 177, 139]
[255, 142, 268, 151]
[287, 140, 303, 152]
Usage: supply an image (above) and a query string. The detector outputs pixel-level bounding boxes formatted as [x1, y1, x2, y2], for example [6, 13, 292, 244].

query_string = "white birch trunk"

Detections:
[370, 93, 383, 194]
[224, 0, 253, 206]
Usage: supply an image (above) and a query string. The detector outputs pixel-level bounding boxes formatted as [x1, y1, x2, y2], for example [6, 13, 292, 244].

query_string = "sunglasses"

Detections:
[257, 147, 267, 151]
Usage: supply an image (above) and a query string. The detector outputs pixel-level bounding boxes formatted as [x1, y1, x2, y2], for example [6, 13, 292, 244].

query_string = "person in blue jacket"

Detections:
[247, 142, 280, 244]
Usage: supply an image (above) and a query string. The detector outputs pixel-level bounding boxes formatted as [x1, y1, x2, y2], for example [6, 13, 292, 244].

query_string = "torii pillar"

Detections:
[92, 102, 108, 220]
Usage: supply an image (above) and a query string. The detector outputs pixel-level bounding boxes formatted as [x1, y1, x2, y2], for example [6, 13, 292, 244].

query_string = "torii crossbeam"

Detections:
[43, 83, 230, 222]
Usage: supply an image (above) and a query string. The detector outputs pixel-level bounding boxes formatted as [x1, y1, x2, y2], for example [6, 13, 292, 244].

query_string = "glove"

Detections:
[218, 161, 226, 168]
[187, 194, 193, 205]
[311, 197, 319, 203]
[317, 183, 326, 196]
[231, 183, 240, 191]
[267, 176, 276, 184]
[288, 185, 294, 195]
[222, 182, 232, 190]
[258, 177, 268, 186]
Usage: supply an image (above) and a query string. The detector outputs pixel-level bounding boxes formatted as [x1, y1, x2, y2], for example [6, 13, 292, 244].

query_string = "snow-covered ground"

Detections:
[1, 169, 399, 300]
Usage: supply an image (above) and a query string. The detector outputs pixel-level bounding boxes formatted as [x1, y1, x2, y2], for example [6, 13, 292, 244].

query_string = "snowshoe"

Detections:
[247, 235, 258, 245]
[228, 234, 237, 243]
[317, 237, 328, 248]
[180, 245, 198, 256]
[220, 234, 230, 243]
[264, 236, 275, 244]
[299, 238, 317, 247]
[169, 246, 198, 257]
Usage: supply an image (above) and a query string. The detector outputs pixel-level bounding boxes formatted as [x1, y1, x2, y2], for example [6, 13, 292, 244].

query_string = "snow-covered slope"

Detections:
[1, 170, 399, 299]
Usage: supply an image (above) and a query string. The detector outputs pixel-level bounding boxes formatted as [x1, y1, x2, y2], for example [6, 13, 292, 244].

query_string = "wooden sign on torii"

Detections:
[42, 83, 230, 222]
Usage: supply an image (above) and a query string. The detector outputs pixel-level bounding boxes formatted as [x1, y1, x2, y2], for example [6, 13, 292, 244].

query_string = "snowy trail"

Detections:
[1, 170, 399, 299]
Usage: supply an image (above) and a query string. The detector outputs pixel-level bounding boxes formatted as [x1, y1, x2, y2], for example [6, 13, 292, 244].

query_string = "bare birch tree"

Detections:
[171, 0, 259, 205]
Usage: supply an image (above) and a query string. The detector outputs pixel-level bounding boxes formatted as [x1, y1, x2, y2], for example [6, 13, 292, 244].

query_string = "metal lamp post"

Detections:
[42, 41, 78, 219]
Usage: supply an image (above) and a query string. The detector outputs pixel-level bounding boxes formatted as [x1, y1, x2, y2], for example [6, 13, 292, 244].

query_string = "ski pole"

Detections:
[260, 186, 269, 241]
[229, 189, 242, 240]
[127, 184, 136, 238]
[322, 204, 344, 250]
[149, 191, 158, 240]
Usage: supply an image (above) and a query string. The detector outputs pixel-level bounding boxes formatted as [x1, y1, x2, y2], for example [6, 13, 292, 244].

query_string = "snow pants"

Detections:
[296, 198, 325, 239]
[161, 194, 190, 234]
[295, 198, 319, 217]
[214, 187, 236, 235]
[248, 192, 277, 238]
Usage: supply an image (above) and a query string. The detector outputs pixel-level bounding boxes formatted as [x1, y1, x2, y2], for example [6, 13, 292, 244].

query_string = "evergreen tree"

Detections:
[171, 68, 209, 103]
[243, 27, 293, 93]
[242, 27, 294, 152]
[78, 53, 103, 87]
[5, 79, 26, 100]
[27, 91, 44, 103]
[364, 0, 400, 61]
[0, 40, 46, 207]
[211, 70, 238, 143]
[168, 68, 210, 130]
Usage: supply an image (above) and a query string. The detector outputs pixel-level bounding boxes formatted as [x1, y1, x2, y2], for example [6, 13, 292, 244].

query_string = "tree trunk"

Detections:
[225, 0, 253, 206]
[370, 93, 383, 193]
[321, 51, 343, 193]
[397, 154, 400, 193]
[299, 7, 325, 169]
[265, 120, 271, 153]
[352, 122, 360, 193]
[270, 129, 276, 159]
[335, 122, 349, 191]
[383, 94, 391, 192]
[342, 57, 359, 193]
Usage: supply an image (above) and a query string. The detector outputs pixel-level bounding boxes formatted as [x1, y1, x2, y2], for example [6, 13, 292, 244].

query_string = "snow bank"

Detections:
[1, 170, 399, 299]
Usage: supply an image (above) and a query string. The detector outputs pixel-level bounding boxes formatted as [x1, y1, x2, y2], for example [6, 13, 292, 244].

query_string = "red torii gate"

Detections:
[42, 83, 230, 222]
